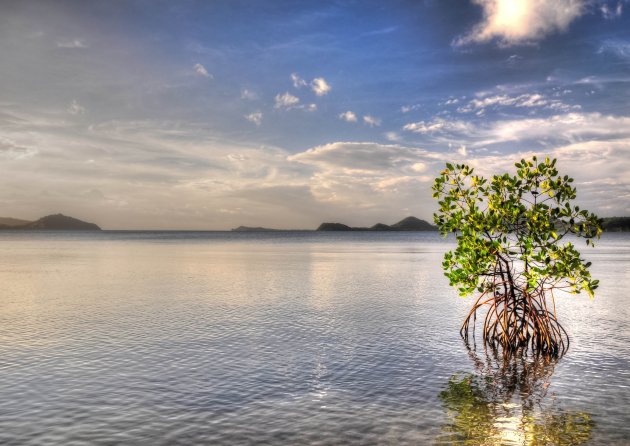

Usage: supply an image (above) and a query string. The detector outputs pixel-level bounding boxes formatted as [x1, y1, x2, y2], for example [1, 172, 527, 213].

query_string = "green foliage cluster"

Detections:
[433, 157, 601, 298]
[432, 156, 602, 355]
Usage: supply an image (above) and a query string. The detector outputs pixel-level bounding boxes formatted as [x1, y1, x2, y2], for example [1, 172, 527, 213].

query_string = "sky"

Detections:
[1, 0, 629, 229]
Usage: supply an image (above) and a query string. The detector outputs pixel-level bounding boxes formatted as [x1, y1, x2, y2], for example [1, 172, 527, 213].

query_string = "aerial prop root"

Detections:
[461, 288, 569, 357]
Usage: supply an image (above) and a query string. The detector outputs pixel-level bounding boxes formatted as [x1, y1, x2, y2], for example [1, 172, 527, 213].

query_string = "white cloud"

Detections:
[405, 112, 630, 158]
[244, 112, 262, 126]
[339, 111, 358, 122]
[454, 0, 585, 46]
[274, 92, 300, 109]
[401, 104, 421, 113]
[0, 109, 322, 229]
[291, 73, 307, 88]
[477, 112, 630, 147]
[456, 93, 578, 113]
[56, 39, 87, 48]
[410, 162, 427, 172]
[287, 114, 630, 220]
[193, 63, 212, 78]
[286, 142, 442, 216]
[288, 142, 441, 173]
[293, 103, 318, 112]
[598, 39, 630, 60]
[575, 74, 630, 86]
[288, 74, 331, 96]
[0, 137, 37, 160]
[600, 2, 623, 19]
[363, 115, 381, 127]
[506, 54, 523, 66]
[362, 26, 399, 37]
[2, 102, 629, 229]
[311, 77, 331, 96]
[240, 89, 258, 100]
[403, 118, 474, 135]
[67, 100, 85, 115]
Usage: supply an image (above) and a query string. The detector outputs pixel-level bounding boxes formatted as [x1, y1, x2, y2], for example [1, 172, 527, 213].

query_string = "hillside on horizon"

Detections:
[1, 214, 628, 232]
[0, 217, 32, 227]
[0, 214, 101, 231]
[317, 216, 436, 232]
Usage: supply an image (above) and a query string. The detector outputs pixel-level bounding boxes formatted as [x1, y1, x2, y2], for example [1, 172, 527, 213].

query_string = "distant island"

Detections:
[0, 213, 627, 232]
[0, 214, 101, 231]
[602, 217, 630, 232]
[232, 216, 437, 232]
[232, 216, 630, 233]
[317, 216, 436, 231]
[231, 226, 282, 232]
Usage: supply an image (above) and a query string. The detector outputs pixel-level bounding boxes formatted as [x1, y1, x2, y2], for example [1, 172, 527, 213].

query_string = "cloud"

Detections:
[454, 0, 585, 47]
[67, 99, 85, 115]
[361, 26, 399, 37]
[0, 138, 37, 159]
[339, 111, 357, 122]
[456, 92, 578, 113]
[290, 74, 331, 96]
[575, 74, 630, 86]
[244, 112, 262, 126]
[292, 103, 318, 112]
[363, 115, 381, 127]
[291, 73, 307, 88]
[311, 77, 331, 96]
[404, 112, 630, 159]
[403, 118, 474, 135]
[56, 39, 87, 48]
[385, 131, 401, 142]
[411, 162, 428, 174]
[288, 115, 630, 219]
[193, 63, 212, 78]
[286, 142, 441, 217]
[0, 108, 319, 228]
[272, 96, 315, 112]
[2, 101, 629, 229]
[600, 2, 623, 19]
[598, 39, 630, 60]
[401, 104, 421, 113]
[445, 140, 630, 216]
[240, 89, 258, 100]
[506, 54, 524, 66]
[288, 142, 437, 172]
[476, 112, 630, 147]
[274, 92, 300, 109]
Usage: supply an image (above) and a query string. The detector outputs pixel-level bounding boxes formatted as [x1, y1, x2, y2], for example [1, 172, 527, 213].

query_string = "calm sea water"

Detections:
[0, 231, 628, 445]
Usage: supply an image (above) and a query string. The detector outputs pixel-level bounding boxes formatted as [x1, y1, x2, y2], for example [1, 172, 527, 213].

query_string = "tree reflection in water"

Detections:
[436, 349, 594, 445]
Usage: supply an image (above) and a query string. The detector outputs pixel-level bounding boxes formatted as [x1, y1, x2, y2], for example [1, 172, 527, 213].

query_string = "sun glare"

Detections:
[492, 0, 529, 35]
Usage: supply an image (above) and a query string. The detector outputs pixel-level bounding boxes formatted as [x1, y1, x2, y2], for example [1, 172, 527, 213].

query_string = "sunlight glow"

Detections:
[494, 414, 526, 445]
[484, 0, 531, 40]
[495, 0, 529, 28]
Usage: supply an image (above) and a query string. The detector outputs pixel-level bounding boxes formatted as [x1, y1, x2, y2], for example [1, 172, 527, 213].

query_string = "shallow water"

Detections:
[0, 231, 628, 445]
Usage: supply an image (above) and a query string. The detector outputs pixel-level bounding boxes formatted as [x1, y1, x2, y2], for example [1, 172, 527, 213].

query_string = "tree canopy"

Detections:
[432, 156, 602, 356]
